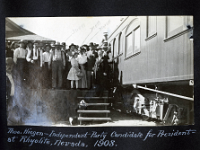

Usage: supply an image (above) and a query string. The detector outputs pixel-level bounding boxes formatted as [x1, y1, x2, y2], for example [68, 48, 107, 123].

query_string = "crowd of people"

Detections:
[6, 40, 113, 95]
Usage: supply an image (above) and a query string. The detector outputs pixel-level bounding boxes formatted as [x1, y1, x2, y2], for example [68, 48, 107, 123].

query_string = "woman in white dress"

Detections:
[67, 52, 80, 89]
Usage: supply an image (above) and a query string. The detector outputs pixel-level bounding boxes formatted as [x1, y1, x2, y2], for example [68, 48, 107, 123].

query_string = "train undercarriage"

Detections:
[112, 80, 194, 126]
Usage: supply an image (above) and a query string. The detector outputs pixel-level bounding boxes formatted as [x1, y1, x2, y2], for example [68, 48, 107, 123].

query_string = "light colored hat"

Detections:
[54, 42, 62, 46]
[18, 40, 27, 44]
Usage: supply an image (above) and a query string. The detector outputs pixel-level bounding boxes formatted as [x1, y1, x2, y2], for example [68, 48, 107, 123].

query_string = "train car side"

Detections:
[107, 16, 194, 125]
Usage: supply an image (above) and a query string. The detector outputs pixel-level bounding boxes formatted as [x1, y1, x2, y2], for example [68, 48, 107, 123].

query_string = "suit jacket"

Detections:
[93, 56, 108, 79]
[87, 50, 98, 71]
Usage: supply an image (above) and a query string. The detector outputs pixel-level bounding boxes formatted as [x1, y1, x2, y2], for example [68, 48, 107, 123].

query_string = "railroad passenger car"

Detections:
[105, 16, 194, 125]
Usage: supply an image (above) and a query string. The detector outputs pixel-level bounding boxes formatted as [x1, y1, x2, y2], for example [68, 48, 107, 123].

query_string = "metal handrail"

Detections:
[136, 85, 194, 101]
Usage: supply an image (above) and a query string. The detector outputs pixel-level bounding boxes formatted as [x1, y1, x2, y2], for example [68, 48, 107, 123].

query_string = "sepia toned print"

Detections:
[5, 16, 194, 126]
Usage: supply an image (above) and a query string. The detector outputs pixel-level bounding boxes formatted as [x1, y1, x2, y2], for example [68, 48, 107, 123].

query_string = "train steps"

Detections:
[77, 96, 113, 125]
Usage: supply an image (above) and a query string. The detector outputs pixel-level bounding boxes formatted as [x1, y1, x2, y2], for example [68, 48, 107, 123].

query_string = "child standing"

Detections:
[67, 52, 80, 89]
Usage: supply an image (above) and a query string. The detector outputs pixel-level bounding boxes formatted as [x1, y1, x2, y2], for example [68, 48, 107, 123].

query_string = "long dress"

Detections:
[67, 58, 80, 81]
[86, 50, 97, 89]
[77, 54, 87, 88]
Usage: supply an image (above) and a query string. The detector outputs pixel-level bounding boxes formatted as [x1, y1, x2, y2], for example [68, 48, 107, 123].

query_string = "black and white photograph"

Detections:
[5, 16, 194, 127]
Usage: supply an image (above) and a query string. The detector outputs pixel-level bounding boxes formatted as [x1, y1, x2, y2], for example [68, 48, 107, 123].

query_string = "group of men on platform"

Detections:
[6, 40, 113, 93]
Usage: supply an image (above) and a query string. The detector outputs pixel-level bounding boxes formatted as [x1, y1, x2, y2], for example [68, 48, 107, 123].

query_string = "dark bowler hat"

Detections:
[69, 43, 76, 49]
[89, 42, 94, 47]
[61, 42, 66, 46]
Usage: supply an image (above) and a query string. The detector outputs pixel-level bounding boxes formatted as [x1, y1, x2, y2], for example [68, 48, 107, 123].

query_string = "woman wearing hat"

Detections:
[77, 47, 88, 89]
[13, 40, 28, 87]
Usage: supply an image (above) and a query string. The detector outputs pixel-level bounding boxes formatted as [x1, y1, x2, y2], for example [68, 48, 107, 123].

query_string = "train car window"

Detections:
[125, 18, 141, 58]
[134, 27, 140, 52]
[113, 37, 118, 59]
[118, 32, 123, 54]
[164, 16, 193, 42]
[166, 16, 184, 37]
[147, 16, 157, 39]
[109, 40, 114, 59]
[113, 38, 116, 58]
[126, 32, 133, 57]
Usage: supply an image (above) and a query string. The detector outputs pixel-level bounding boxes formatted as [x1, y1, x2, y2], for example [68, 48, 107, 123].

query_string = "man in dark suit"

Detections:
[93, 49, 108, 96]
[61, 42, 68, 89]
[86, 42, 98, 89]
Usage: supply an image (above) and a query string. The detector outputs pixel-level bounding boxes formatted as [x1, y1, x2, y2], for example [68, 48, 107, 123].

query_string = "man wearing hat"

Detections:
[26, 41, 35, 88]
[86, 42, 98, 89]
[61, 42, 68, 89]
[50, 42, 66, 89]
[93, 43, 99, 52]
[31, 41, 44, 88]
[6, 40, 13, 58]
[13, 40, 28, 87]
[42, 44, 52, 88]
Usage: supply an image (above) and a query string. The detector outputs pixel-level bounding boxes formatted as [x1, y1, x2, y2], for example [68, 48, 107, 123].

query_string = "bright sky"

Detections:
[9, 17, 125, 46]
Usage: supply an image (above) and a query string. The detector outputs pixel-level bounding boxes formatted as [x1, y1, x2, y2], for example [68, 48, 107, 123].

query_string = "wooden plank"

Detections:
[78, 103, 110, 106]
[77, 97, 113, 99]
[78, 117, 111, 121]
[77, 110, 110, 113]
